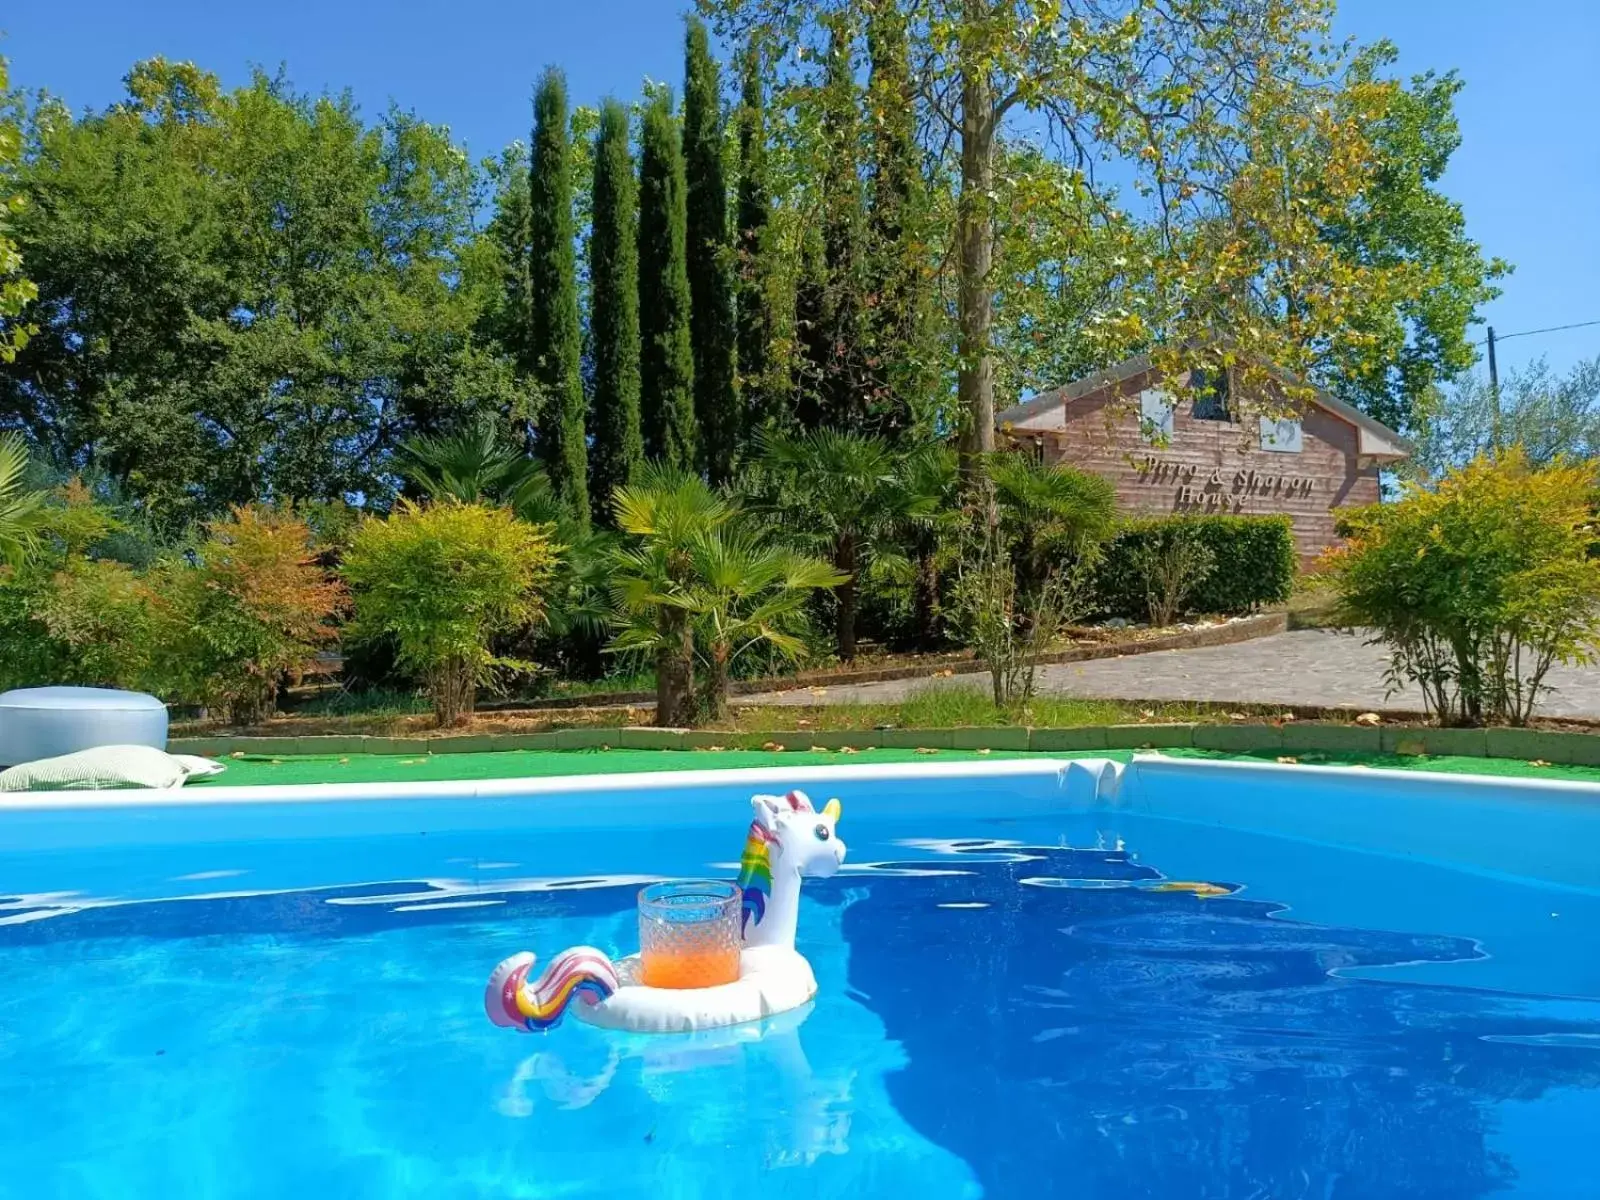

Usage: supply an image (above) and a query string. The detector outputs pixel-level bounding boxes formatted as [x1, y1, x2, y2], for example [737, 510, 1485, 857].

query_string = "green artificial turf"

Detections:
[1167, 747, 1600, 784]
[186, 743, 1600, 789]
[192, 746, 1050, 787]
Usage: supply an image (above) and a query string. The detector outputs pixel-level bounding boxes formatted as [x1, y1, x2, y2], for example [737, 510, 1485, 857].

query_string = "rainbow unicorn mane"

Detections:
[737, 820, 774, 934]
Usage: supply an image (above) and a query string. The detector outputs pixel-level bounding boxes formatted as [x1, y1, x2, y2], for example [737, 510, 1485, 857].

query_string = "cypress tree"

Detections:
[529, 67, 589, 523]
[735, 42, 778, 437]
[865, 0, 929, 439]
[638, 91, 698, 471]
[587, 99, 643, 524]
[683, 17, 739, 485]
[816, 11, 869, 431]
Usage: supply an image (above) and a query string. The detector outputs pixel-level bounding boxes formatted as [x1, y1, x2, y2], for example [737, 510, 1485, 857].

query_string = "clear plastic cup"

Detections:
[637, 880, 743, 990]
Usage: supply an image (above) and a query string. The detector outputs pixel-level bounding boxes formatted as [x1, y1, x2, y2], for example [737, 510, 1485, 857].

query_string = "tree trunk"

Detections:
[702, 642, 731, 722]
[913, 546, 940, 649]
[431, 657, 475, 728]
[955, 12, 997, 492]
[228, 680, 276, 729]
[835, 532, 859, 662]
[655, 614, 696, 727]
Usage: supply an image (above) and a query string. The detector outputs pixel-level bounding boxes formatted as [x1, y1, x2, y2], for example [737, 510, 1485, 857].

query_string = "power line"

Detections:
[1475, 318, 1600, 346]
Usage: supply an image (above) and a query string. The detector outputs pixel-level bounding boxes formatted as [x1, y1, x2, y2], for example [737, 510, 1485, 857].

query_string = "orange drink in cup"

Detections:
[637, 881, 742, 990]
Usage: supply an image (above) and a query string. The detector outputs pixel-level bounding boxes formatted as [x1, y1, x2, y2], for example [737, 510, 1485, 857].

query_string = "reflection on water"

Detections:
[499, 1005, 853, 1168]
[824, 841, 1600, 1199]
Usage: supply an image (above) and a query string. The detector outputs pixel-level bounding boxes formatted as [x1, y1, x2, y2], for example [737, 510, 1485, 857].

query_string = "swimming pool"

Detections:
[2, 756, 1597, 1198]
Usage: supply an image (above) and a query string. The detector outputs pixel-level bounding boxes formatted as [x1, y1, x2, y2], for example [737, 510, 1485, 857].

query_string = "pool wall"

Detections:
[3, 754, 1597, 895]
[1116, 756, 1600, 892]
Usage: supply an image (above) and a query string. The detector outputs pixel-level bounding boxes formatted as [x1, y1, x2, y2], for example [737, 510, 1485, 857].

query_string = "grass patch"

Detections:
[539, 669, 656, 699]
[293, 687, 432, 719]
[723, 683, 1208, 732]
[1283, 578, 1342, 630]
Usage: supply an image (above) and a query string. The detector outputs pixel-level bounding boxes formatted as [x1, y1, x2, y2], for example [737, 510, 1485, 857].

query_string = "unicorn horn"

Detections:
[822, 798, 841, 822]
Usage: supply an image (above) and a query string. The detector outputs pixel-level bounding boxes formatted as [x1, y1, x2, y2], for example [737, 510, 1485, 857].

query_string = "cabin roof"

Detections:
[995, 353, 1413, 462]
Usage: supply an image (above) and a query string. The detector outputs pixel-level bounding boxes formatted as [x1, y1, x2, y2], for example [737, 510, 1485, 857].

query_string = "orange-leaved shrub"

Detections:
[155, 505, 346, 725]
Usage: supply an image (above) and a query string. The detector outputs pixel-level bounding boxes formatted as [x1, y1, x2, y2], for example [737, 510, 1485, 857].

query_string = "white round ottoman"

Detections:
[0, 687, 169, 767]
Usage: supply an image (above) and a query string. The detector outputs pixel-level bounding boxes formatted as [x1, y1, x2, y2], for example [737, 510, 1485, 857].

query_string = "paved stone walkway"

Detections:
[736, 629, 1600, 719]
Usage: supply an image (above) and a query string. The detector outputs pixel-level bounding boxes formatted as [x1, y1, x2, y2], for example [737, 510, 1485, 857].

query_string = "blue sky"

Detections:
[5, 0, 1594, 378]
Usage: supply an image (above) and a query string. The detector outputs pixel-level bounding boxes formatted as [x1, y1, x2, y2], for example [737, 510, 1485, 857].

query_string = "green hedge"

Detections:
[1094, 513, 1296, 618]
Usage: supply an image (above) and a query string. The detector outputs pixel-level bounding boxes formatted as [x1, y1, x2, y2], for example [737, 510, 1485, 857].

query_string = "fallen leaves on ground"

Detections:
[762, 741, 785, 752]
[1355, 712, 1382, 726]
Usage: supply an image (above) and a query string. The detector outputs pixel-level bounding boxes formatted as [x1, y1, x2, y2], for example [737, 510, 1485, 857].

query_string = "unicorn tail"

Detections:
[485, 946, 620, 1033]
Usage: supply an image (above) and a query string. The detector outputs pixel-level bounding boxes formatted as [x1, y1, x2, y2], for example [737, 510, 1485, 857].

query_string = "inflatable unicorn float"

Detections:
[486, 789, 845, 1035]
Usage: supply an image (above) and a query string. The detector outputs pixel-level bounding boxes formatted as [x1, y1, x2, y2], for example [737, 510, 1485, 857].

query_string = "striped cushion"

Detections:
[0, 745, 225, 793]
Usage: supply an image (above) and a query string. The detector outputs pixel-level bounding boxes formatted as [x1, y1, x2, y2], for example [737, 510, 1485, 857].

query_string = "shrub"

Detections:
[948, 520, 1092, 707]
[36, 558, 157, 689]
[1128, 526, 1216, 627]
[1327, 450, 1600, 726]
[0, 566, 65, 690]
[1095, 514, 1295, 618]
[157, 506, 346, 725]
[342, 500, 558, 727]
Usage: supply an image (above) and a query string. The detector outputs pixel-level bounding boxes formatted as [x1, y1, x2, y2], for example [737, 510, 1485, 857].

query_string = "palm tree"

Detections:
[609, 464, 733, 725]
[0, 433, 45, 567]
[399, 421, 548, 512]
[887, 443, 962, 649]
[680, 520, 844, 720]
[761, 428, 899, 662]
[988, 453, 1118, 598]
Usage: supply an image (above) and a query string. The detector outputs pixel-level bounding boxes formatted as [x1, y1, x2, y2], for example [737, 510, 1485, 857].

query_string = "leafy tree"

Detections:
[705, 2, 1485, 483]
[1, 60, 503, 527]
[156, 506, 346, 725]
[343, 500, 558, 726]
[609, 464, 732, 725]
[638, 91, 698, 470]
[478, 142, 535, 378]
[0, 56, 37, 364]
[528, 69, 589, 523]
[1308, 45, 1507, 432]
[761, 427, 899, 661]
[1411, 357, 1600, 478]
[0, 432, 44, 565]
[734, 44, 781, 436]
[684, 17, 741, 485]
[587, 99, 644, 524]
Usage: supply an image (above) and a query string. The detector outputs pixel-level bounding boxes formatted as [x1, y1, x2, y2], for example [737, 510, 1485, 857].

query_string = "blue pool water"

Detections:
[2, 763, 1599, 1198]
